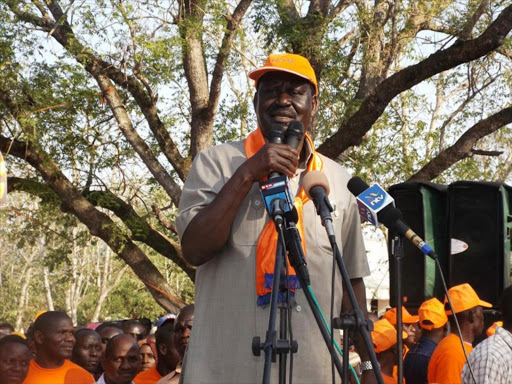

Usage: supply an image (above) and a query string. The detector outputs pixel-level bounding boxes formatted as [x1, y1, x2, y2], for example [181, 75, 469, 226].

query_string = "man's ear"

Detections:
[253, 91, 258, 110]
[468, 308, 476, 324]
[158, 343, 168, 356]
[34, 330, 44, 346]
[311, 94, 318, 116]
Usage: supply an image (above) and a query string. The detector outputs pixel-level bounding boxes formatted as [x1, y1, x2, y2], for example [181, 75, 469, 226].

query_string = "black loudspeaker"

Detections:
[448, 181, 512, 306]
[388, 182, 449, 309]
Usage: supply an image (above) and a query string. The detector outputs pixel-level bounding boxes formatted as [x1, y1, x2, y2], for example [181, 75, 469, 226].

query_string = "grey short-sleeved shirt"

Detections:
[177, 139, 370, 383]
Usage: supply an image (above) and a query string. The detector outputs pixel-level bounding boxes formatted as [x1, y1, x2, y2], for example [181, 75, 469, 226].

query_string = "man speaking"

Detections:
[177, 53, 375, 383]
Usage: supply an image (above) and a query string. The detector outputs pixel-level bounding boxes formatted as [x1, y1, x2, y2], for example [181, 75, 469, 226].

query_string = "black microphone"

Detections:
[347, 176, 437, 259]
[284, 120, 303, 150]
[268, 124, 285, 179]
[259, 121, 304, 220]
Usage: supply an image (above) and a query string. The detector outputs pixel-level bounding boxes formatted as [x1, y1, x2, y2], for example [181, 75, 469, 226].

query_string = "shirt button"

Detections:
[296, 305, 302, 312]
[254, 200, 261, 206]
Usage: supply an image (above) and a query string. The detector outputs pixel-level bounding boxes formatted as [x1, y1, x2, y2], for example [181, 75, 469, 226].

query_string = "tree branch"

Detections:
[470, 149, 503, 156]
[408, 105, 512, 181]
[5, 0, 190, 183]
[318, 4, 512, 158]
[207, 0, 252, 132]
[7, 176, 194, 279]
[84, 190, 195, 280]
[0, 92, 185, 312]
[460, 0, 490, 40]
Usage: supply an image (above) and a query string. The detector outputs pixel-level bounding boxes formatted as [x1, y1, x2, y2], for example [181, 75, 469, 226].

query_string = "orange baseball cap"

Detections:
[383, 306, 419, 325]
[445, 283, 492, 315]
[418, 298, 448, 330]
[486, 321, 503, 337]
[34, 310, 47, 320]
[371, 319, 409, 353]
[248, 53, 318, 95]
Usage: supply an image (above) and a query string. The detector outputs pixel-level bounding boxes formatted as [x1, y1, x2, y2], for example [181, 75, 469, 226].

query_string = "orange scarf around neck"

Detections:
[244, 127, 323, 306]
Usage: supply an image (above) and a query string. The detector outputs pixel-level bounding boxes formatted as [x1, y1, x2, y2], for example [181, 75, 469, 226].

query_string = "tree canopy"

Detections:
[1, 0, 511, 315]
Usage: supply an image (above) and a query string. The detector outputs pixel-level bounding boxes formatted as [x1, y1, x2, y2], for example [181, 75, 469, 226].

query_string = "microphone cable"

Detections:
[330, 241, 336, 384]
[307, 284, 361, 384]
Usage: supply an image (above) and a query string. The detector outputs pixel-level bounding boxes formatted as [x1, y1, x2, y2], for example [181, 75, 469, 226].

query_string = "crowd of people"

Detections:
[1, 282, 511, 383]
[364, 282, 512, 384]
[0, 304, 193, 384]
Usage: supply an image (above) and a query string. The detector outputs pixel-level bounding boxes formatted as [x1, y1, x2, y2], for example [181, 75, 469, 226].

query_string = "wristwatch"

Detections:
[360, 361, 373, 372]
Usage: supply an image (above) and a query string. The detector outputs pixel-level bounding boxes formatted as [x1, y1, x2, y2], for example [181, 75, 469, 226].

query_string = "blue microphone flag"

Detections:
[355, 183, 395, 226]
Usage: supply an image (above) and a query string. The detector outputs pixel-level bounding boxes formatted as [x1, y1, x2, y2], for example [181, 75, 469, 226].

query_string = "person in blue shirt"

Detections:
[404, 298, 448, 384]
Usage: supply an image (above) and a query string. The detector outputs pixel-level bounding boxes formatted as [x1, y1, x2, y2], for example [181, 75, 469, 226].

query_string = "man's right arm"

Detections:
[180, 143, 299, 266]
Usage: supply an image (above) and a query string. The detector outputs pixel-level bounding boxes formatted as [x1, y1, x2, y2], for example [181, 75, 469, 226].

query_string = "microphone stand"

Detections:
[391, 235, 404, 384]
[329, 235, 384, 384]
[284, 218, 345, 378]
[252, 199, 298, 384]
[253, 201, 347, 383]
[315, 195, 384, 384]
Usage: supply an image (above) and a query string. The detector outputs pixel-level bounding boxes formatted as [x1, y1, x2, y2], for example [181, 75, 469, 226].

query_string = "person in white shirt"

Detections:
[95, 334, 140, 384]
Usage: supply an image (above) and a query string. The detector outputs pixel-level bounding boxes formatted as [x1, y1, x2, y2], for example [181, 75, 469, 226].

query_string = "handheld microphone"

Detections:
[268, 125, 285, 179]
[259, 121, 303, 219]
[347, 176, 437, 259]
[284, 120, 303, 150]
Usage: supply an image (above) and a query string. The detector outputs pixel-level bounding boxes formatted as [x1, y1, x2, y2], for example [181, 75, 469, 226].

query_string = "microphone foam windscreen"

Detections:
[302, 170, 330, 199]
[347, 176, 369, 196]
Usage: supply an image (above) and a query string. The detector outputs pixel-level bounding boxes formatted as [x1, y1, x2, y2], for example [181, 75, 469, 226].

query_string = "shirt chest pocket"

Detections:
[231, 185, 267, 246]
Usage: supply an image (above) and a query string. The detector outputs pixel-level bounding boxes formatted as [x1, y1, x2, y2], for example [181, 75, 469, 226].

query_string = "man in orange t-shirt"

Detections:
[427, 283, 491, 384]
[23, 311, 94, 384]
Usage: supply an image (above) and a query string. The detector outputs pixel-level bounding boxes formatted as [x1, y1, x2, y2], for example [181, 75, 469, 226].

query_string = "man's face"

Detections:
[123, 322, 146, 341]
[102, 337, 140, 384]
[0, 342, 31, 384]
[99, 327, 123, 353]
[72, 332, 102, 373]
[254, 72, 318, 140]
[36, 317, 75, 361]
[473, 306, 485, 335]
[139, 343, 155, 371]
[403, 323, 421, 347]
[174, 310, 194, 356]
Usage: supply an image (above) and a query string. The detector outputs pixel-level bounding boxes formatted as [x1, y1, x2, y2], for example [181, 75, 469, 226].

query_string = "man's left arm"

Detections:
[342, 278, 378, 384]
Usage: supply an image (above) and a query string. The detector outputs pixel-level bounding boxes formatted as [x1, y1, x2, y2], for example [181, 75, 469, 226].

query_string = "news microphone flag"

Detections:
[354, 183, 395, 226]
[0, 152, 7, 207]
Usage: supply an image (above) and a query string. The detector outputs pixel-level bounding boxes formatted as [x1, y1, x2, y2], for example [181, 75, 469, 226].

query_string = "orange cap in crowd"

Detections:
[445, 283, 492, 315]
[383, 306, 419, 325]
[10, 331, 26, 339]
[248, 53, 319, 95]
[371, 319, 409, 353]
[34, 310, 47, 320]
[486, 321, 503, 337]
[418, 298, 448, 330]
